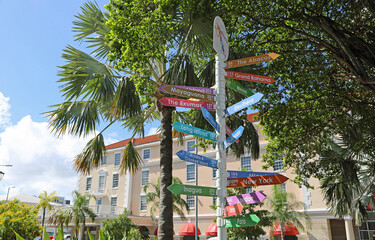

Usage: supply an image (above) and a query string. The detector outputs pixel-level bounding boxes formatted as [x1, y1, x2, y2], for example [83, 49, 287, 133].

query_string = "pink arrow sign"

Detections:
[226, 70, 275, 84]
[159, 97, 216, 111]
[225, 191, 267, 206]
[223, 203, 243, 218]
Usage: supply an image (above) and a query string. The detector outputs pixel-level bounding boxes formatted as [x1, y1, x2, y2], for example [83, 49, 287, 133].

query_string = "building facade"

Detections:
[77, 119, 369, 240]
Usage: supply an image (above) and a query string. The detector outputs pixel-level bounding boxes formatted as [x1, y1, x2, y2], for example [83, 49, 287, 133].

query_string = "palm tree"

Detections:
[71, 190, 96, 240]
[47, 207, 73, 233]
[36, 190, 59, 237]
[144, 177, 190, 221]
[267, 185, 308, 240]
[46, 2, 259, 239]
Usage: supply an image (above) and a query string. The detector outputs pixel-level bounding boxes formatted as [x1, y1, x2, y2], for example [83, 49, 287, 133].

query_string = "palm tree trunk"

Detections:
[78, 225, 84, 240]
[42, 208, 46, 237]
[280, 222, 285, 240]
[157, 103, 174, 240]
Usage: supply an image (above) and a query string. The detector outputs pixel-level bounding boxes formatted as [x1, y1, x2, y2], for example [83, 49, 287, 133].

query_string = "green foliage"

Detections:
[0, 199, 41, 239]
[71, 190, 97, 235]
[101, 210, 137, 239]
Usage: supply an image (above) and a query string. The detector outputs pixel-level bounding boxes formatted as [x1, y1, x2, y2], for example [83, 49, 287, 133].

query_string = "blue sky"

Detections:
[0, 0, 159, 200]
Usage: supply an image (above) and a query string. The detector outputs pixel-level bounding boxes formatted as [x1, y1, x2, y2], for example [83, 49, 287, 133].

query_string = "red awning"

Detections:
[179, 222, 201, 236]
[153, 227, 175, 235]
[270, 221, 299, 235]
[205, 222, 217, 236]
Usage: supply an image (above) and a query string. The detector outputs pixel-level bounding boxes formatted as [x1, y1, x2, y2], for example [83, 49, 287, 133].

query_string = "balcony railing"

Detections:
[90, 204, 125, 216]
[87, 188, 106, 196]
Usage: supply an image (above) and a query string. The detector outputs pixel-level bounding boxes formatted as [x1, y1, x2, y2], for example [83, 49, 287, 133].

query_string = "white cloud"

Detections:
[0, 92, 11, 130]
[0, 112, 94, 200]
[147, 127, 159, 136]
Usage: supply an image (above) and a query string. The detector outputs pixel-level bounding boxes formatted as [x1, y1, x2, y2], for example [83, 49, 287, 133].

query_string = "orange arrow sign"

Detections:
[226, 70, 275, 84]
[227, 174, 288, 188]
[223, 202, 243, 218]
[225, 53, 279, 69]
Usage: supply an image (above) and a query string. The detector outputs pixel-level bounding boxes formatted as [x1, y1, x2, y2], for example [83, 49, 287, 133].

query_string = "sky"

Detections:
[0, 0, 158, 200]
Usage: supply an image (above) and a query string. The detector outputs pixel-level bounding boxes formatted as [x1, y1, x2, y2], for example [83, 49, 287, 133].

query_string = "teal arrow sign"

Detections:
[225, 79, 254, 97]
[168, 184, 218, 197]
[225, 214, 260, 227]
[172, 122, 217, 141]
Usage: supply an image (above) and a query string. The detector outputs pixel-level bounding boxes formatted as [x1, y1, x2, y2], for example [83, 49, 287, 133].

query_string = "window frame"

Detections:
[101, 154, 107, 166]
[141, 168, 149, 187]
[186, 140, 196, 153]
[114, 152, 121, 167]
[142, 148, 151, 161]
[186, 163, 195, 182]
[186, 195, 195, 210]
[112, 172, 119, 189]
[240, 153, 251, 172]
[140, 195, 147, 212]
[85, 176, 92, 192]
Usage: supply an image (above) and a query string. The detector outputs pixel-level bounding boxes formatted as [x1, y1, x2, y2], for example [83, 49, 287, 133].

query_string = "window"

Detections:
[142, 149, 151, 161]
[212, 168, 217, 179]
[112, 173, 119, 188]
[245, 187, 252, 193]
[241, 154, 251, 171]
[110, 196, 117, 214]
[280, 183, 286, 191]
[86, 177, 92, 191]
[98, 174, 105, 193]
[274, 158, 283, 171]
[186, 164, 195, 181]
[101, 155, 107, 166]
[187, 140, 196, 153]
[212, 197, 217, 206]
[141, 169, 149, 186]
[140, 195, 147, 211]
[187, 195, 195, 210]
[114, 153, 121, 166]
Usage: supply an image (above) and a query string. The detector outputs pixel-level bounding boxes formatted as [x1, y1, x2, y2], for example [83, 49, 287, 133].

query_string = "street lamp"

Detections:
[0, 171, 4, 182]
[6, 186, 15, 202]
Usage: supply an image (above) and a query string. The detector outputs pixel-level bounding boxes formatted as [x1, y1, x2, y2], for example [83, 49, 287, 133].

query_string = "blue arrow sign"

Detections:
[172, 122, 217, 141]
[176, 150, 218, 169]
[202, 107, 220, 133]
[227, 170, 280, 179]
[224, 93, 263, 117]
[223, 126, 244, 149]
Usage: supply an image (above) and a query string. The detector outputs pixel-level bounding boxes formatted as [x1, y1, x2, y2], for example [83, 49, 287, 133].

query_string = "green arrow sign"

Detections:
[168, 184, 217, 197]
[225, 79, 254, 97]
[225, 214, 260, 227]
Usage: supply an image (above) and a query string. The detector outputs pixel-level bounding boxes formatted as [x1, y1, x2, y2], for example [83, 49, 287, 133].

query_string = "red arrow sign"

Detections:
[227, 174, 288, 188]
[223, 203, 243, 218]
[226, 70, 275, 84]
[158, 97, 215, 111]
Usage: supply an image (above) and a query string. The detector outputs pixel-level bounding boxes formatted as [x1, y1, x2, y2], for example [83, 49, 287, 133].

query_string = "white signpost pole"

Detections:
[213, 16, 229, 240]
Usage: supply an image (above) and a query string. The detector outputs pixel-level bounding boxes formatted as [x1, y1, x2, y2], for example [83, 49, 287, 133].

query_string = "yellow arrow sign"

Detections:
[225, 53, 280, 69]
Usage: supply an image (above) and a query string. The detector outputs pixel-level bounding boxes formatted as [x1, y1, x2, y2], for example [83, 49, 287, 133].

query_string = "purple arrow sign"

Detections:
[225, 191, 267, 206]
[159, 85, 215, 95]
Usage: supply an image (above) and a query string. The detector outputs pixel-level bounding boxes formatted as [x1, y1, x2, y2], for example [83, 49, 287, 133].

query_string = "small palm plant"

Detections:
[36, 190, 59, 237]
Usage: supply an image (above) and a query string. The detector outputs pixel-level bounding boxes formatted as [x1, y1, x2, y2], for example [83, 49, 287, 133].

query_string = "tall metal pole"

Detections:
[215, 53, 227, 239]
[195, 139, 198, 240]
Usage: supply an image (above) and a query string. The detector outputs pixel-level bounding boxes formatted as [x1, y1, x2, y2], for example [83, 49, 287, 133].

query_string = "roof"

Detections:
[0, 193, 62, 206]
[106, 113, 259, 150]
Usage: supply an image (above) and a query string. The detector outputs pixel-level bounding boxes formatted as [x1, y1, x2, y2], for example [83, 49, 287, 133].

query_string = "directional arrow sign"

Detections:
[223, 203, 243, 218]
[225, 53, 280, 69]
[225, 191, 267, 206]
[159, 97, 215, 111]
[225, 79, 255, 97]
[223, 126, 244, 149]
[226, 71, 275, 84]
[159, 85, 215, 102]
[202, 107, 220, 132]
[176, 86, 215, 95]
[168, 184, 217, 197]
[225, 214, 260, 228]
[228, 170, 280, 179]
[227, 174, 288, 188]
[176, 150, 218, 169]
[172, 122, 217, 141]
[224, 93, 263, 117]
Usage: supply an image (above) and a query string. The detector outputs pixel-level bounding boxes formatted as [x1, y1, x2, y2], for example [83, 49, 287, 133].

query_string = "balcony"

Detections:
[90, 204, 125, 217]
[88, 188, 106, 197]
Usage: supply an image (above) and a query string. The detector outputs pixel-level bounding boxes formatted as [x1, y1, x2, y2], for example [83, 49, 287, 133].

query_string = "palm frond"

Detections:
[119, 141, 143, 174]
[121, 105, 158, 138]
[59, 45, 117, 102]
[74, 133, 106, 174]
[164, 55, 199, 87]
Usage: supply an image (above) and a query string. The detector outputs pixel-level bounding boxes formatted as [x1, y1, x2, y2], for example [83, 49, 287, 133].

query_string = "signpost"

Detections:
[225, 191, 267, 206]
[225, 53, 280, 69]
[159, 85, 215, 102]
[224, 93, 264, 117]
[225, 214, 260, 228]
[223, 126, 244, 149]
[227, 174, 289, 188]
[227, 170, 280, 179]
[225, 79, 255, 97]
[172, 122, 217, 141]
[159, 97, 215, 111]
[226, 71, 275, 84]
[176, 150, 218, 169]
[213, 16, 229, 61]
[223, 203, 243, 218]
[168, 184, 217, 197]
